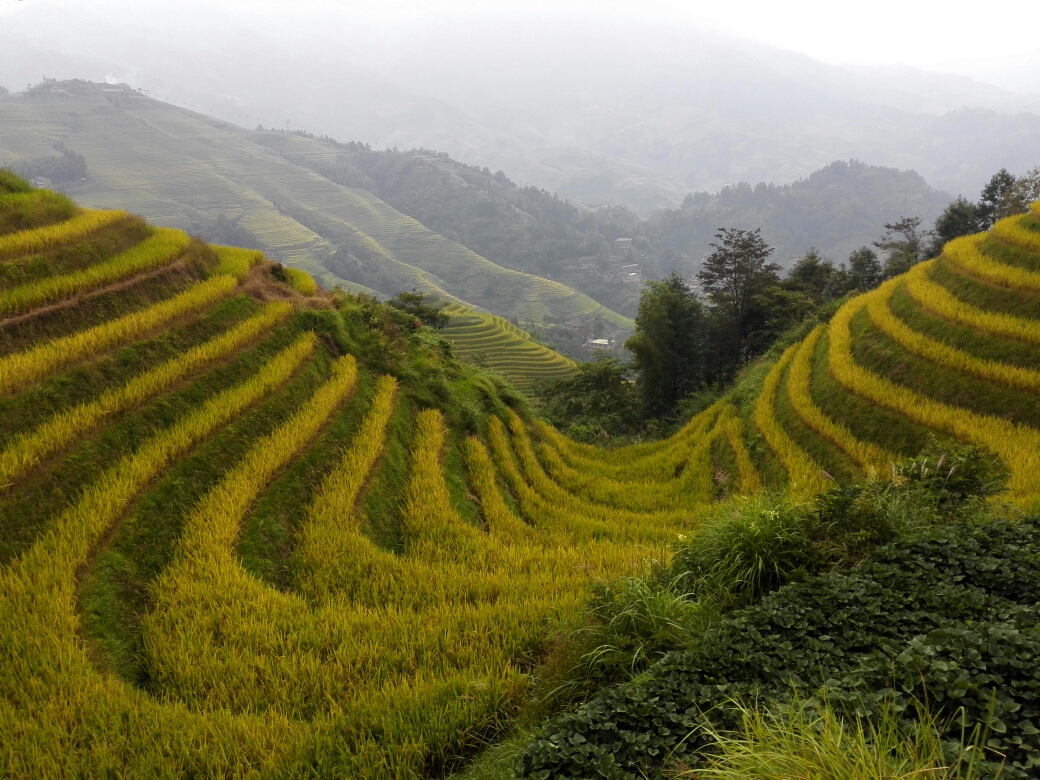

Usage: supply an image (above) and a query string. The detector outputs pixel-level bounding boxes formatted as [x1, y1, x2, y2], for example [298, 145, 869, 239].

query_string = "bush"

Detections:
[548, 446, 1010, 700]
[517, 517, 1040, 780]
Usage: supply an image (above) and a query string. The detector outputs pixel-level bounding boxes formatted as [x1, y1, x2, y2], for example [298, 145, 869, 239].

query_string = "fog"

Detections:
[2, 0, 1039, 210]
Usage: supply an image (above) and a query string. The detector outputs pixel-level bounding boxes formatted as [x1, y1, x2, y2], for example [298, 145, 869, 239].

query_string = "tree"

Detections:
[784, 248, 836, 304]
[999, 166, 1040, 220]
[537, 355, 641, 440]
[846, 246, 883, 292]
[977, 168, 1017, 229]
[697, 228, 780, 368]
[625, 272, 706, 416]
[387, 291, 449, 328]
[873, 217, 928, 278]
[928, 196, 980, 257]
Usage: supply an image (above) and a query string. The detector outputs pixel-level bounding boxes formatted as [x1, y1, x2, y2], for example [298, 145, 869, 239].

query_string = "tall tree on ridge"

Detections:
[698, 228, 780, 370]
[625, 272, 705, 416]
[874, 217, 928, 278]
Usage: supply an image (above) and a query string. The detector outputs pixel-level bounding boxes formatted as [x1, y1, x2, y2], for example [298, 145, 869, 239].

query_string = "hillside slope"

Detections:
[3, 176, 1040, 779]
[0, 80, 633, 337]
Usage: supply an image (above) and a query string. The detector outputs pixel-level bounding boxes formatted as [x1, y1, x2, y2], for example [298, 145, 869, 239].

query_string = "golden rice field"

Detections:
[438, 302, 577, 393]
[3, 177, 1040, 778]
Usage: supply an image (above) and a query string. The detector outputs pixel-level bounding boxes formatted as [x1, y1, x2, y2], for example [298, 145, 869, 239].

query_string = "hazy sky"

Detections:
[1, 0, 1036, 92]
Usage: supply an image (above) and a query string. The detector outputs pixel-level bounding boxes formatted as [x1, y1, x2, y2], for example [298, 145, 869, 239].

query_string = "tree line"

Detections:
[540, 165, 1040, 440]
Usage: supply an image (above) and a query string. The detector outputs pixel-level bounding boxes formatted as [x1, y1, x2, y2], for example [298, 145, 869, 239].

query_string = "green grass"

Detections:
[440, 303, 575, 393]
[0, 294, 261, 443]
[0, 321, 304, 566]
[0, 239, 217, 357]
[0, 216, 149, 291]
[929, 256, 1040, 319]
[237, 369, 376, 588]
[773, 356, 860, 484]
[0, 189, 77, 235]
[809, 327, 935, 457]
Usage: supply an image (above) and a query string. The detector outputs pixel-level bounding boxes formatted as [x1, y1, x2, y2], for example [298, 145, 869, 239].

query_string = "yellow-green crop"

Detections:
[0, 301, 292, 488]
[0, 274, 238, 397]
[0, 227, 190, 317]
[0, 208, 127, 259]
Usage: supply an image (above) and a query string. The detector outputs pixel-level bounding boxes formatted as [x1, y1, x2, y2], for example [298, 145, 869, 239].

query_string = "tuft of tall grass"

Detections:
[213, 245, 264, 280]
[285, 266, 319, 295]
[681, 698, 992, 780]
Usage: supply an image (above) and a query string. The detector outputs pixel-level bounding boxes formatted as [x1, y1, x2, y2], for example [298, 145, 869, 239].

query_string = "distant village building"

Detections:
[578, 256, 599, 271]
[30, 177, 53, 190]
[583, 337, 617, 353]
[614, 237, 633, 256]
[621, 263, 642, 284]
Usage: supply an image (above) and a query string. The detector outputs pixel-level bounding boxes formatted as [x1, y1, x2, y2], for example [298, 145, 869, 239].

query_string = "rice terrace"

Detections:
[1, 154, 1040, 779]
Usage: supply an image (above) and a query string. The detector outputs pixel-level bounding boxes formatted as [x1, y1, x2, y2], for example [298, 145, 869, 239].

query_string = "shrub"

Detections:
[517, 517, 1039, 780]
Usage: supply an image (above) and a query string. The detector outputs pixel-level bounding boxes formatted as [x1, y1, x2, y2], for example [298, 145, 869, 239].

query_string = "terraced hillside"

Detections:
[5, 171, 1040, 779]
[742, 199, 1040, 508]
[439, 303, 576, 393]
[0, 80, 633, 335]
[0, 175, 711, 778]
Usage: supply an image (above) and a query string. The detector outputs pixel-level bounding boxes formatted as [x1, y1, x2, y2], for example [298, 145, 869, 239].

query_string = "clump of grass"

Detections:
[679, 698, 995, 780]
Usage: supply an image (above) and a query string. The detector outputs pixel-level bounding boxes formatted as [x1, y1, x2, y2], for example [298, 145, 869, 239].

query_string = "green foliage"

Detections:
[388, 291, 450, 328]
[930, 196, 982, 257]
[537, 355, 642, 440]
[699, 227, 782, 366]
[626, 272, 707, 415]
[848, 246, 884, 291]
[0, 188, 77, 235]
[521, 445, 1013, 775]
[518, 514, 1037, 780]
[10, 142, 88, 184]
[874, 216, 929, 278]
[0, 168, 31, 194]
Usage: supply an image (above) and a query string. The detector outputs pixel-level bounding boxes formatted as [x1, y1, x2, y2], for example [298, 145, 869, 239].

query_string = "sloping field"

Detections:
[0, 81, 632, 332]
[439, 302, 576, 392]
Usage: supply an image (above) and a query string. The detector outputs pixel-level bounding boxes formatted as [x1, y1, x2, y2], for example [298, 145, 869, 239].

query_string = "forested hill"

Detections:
[267, 136, 950, 288]
[646, 160, 951, 271]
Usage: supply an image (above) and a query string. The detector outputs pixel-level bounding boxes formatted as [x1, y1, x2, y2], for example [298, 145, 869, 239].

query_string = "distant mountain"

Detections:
[268, 135, 950, 279]
[643, 160, 952, 272]
[1, 2, 1037, 212]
